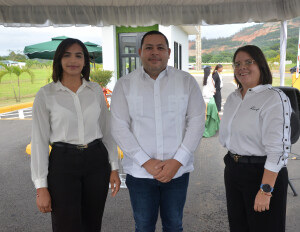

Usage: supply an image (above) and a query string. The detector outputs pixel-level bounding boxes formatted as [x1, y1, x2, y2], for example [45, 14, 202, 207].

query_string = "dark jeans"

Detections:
[47, 140, 111, 232]
[224, 153, 288, 232]
[126, 173, 189, 232]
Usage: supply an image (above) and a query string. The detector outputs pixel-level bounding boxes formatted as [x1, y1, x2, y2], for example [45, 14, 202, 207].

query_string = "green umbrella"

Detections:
[84, 41, 102, 64]
[24, 36, 102, 63]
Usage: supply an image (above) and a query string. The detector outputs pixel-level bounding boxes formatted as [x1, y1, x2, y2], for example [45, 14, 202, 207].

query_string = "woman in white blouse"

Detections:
[31, 38, 120, 232]
[219, 45, 291, 232]
[202, 66, 215, 103]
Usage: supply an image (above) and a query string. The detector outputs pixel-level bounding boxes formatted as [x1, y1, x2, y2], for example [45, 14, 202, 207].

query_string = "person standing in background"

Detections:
[212, 64, 223, 112]
[202, 66, 215, 102]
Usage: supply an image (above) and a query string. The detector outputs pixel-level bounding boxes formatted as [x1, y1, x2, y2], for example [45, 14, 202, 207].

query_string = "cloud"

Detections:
[189, 22, 258, 40]
[0, 23, 258, 56]
[0, 26, 103, 56]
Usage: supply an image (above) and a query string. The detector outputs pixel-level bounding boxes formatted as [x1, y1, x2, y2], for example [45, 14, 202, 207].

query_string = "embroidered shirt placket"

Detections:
[154, 74, 164, 161]
[71, 88, 85, 145]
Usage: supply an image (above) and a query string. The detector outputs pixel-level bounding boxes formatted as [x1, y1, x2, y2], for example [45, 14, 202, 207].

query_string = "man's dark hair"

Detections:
[140, 31, 169, 48]
[52, 38, 90, 82]
[233, 45, 272, 88]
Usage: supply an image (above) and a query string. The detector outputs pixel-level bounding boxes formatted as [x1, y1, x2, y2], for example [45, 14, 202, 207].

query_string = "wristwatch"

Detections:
[260, 184, 274, 193]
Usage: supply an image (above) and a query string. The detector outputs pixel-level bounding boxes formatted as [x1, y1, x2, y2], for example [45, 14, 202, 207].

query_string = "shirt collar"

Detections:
[234, 84, 272, 97]
[248, 84, 272, 93]
[142, 66, 168, 81]
[53, 78, 91, 92]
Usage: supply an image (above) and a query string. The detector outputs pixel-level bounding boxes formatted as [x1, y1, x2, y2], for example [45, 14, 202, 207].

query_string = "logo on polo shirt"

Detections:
[250, 106, 260, 111]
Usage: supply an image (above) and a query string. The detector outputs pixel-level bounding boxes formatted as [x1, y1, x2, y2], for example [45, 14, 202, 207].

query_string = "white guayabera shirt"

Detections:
[219, 85, 291, 172]
[31, 79, 118, 189]
[111, 66, 206, 179]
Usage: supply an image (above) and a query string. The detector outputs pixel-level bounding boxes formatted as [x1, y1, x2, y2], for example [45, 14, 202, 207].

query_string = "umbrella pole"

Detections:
[93, 52, 96, 69]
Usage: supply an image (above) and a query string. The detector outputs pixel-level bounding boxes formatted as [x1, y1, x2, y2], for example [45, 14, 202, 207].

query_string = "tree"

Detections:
[7, 50, 27, 62]
[0, 64, 35, 102]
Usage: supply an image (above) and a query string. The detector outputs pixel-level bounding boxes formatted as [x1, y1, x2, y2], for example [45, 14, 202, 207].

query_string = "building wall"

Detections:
[101, 26, 117, 90]
[159, 25, 188, 72]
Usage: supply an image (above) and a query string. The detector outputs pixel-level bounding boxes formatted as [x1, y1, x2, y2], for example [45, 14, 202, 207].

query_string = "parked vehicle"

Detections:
[188, 64, 195, 70]
[290, 65, 300, 74]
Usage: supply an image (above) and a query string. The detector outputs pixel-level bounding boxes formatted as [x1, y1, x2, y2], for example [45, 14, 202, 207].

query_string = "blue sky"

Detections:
[0, 23, 257, 56]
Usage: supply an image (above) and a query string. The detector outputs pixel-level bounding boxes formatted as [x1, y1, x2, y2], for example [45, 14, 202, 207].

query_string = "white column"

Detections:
[101, 26, 117, 90]
[280, 21, 287, 86]
[296, 26, 300, 80]
[196, 25, 202, 71]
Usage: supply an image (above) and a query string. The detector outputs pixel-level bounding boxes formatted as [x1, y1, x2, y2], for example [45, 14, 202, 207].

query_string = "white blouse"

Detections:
[31, 79, 118, 189]
[202, 74, 215, 103]
[219, 85, 291, 173]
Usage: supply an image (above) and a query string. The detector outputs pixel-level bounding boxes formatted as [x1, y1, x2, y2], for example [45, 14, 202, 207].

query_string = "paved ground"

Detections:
[1, 74, 300, 232]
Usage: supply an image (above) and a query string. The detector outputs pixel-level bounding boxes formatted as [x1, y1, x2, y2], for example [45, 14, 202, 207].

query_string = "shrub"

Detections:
[90, 69, 113, 87]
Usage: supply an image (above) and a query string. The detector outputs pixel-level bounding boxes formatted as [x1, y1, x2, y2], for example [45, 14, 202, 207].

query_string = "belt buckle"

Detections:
[77, 144, 88, 150]
[233, 154, 241, 162]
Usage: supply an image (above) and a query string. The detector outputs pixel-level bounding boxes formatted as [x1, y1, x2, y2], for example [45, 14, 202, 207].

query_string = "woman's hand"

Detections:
[36, 188, 52, 213]
[254, 189, 271, 212]
[110, 170, 121, 197]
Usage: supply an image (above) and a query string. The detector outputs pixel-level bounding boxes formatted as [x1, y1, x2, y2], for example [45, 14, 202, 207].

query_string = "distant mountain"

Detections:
[189, 17, 300, 62]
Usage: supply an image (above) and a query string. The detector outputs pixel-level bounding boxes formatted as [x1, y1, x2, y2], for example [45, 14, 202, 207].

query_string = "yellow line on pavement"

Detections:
[0, 102, 33, 113]
[0, 118, 32, 120]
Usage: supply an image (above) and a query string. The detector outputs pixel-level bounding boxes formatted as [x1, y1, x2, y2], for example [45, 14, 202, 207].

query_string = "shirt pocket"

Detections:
[168, 95, 189, 117]
[127, 96, 143, 119]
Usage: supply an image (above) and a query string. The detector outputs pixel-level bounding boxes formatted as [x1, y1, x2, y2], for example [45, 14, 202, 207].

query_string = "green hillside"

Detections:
[190, 17, 300, 63]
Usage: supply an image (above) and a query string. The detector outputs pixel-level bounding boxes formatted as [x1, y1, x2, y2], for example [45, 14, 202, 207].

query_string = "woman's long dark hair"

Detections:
[52, 38, 90, 82]
[203, 67, 211, 86]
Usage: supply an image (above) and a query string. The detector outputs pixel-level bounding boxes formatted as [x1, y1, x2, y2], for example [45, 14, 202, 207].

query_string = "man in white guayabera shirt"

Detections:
[110, 31, 206, 232]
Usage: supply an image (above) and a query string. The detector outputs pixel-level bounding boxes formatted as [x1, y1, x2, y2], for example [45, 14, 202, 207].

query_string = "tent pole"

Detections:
[280, 21, 287, 86]
[296, 25, 300, 80]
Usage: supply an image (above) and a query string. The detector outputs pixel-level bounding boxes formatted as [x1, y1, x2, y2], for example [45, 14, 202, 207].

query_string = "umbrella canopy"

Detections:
[24, 36, 102, 63]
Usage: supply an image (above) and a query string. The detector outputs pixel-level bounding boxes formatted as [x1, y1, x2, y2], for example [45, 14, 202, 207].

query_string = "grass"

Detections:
[0, 66, 295, 108]
[0, 68, 51, 107]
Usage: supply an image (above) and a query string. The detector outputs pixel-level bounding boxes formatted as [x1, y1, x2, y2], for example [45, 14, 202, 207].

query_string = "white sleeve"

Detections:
[174, 77, 206, 166]
[262, 93, 291, 173]
[31, 89, 50, 189]
[98, 85, 119, 170]
[110, 80, 150, 166]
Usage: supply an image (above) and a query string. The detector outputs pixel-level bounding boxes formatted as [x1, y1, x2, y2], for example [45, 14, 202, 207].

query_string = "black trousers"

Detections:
[47, 140, 111, 232]
[224, 153, 288, 232]
[214, 90, 222, 112]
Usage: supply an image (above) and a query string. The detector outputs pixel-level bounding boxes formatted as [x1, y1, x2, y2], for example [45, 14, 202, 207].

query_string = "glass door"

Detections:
[119, 32, 145, 77]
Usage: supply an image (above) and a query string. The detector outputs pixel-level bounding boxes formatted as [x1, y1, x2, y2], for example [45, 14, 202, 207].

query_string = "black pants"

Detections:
[214, 90, 222, 112]
[47, 140, 111, 232]
[224, 153, 288, 232]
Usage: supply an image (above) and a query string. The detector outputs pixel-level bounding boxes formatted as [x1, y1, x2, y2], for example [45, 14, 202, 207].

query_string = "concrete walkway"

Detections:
[1, 75, 300, 231]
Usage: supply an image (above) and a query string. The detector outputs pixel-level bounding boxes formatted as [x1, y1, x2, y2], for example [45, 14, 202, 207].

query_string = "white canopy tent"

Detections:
[0, 0, 300, 85]
[0, 0, 299, 27]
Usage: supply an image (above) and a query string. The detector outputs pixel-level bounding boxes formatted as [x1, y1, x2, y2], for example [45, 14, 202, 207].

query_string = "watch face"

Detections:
[262, 184, 272, 192]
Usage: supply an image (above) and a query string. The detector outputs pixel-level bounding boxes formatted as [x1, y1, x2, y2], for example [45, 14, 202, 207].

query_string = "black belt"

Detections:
[52, 139, 101, 150]
[228, 151, 266, 164]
